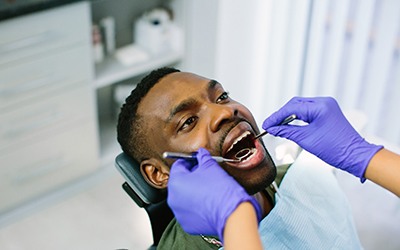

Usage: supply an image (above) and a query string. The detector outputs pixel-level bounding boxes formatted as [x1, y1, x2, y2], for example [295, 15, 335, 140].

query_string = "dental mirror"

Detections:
[234, 148, 252, 161]
[234, 114, 297, 162]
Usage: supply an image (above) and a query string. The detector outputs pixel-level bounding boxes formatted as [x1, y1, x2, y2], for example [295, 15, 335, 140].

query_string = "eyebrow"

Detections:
[208, 79, 219, 89]
[166, 80, 220, 123]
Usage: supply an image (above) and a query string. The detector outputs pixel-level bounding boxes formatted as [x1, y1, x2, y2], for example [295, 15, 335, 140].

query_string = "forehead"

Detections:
[137, 72, 214, 118]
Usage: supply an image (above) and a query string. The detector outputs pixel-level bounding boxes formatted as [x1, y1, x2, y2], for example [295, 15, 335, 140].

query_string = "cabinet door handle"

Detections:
[0, 31, 58, 54]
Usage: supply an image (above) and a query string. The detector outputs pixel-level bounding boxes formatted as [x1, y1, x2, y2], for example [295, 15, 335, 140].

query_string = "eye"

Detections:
[217, 91, 230, 103]
[179, 116, 198, 132]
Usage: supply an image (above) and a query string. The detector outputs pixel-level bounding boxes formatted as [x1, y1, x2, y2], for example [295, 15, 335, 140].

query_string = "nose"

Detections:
[209, 103, 238, 132]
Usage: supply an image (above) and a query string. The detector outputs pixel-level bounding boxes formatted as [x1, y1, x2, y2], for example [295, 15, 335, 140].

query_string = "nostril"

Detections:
[234, 109, 238, 116]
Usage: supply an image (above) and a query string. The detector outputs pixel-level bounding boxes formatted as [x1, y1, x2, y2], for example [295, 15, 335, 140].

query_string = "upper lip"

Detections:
[221, 122, 255, 158]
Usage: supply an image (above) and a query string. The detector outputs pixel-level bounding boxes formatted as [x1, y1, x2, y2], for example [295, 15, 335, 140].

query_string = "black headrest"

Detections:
[115, 152, 167, 206]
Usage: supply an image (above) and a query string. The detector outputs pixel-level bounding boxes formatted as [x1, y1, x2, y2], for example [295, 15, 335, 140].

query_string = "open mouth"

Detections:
[224, 131, 257, 162]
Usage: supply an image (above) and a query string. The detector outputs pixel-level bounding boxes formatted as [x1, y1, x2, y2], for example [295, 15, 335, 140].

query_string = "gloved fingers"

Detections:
[267, 124, 310, 141]
[261, 97, 311, 130]
[196, 147, 218, 169]
[170, 159, 195, 176]
[168, 160, 196, 205]
[262, 96, 338, 131]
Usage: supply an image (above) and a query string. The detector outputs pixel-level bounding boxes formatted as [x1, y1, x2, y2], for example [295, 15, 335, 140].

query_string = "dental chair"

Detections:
[115, 152, 174, 249]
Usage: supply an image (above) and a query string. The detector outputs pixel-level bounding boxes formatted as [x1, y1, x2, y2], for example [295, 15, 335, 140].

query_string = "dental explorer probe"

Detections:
[253, 114, 297, 140]
[163, 152, 240, 163]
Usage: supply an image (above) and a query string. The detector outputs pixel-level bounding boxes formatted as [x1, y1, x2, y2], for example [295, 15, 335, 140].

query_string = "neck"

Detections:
[253, 191, 273, 218]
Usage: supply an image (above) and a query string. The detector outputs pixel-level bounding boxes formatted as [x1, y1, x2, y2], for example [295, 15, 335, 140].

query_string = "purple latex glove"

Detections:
[167, 148, 262, 242]
[262, 97, 383, 182]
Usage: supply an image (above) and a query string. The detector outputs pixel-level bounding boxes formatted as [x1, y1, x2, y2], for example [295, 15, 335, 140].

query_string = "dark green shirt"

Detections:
[157, 164, 291, 250]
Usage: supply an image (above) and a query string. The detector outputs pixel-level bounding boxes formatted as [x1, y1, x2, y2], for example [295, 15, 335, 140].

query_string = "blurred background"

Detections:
[0, 0, 399, 249]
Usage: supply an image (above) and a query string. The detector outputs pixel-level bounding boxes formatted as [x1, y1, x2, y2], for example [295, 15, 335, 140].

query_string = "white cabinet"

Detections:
[0, 0, 186, 216]
[92, 0, 185, 162]
[0, 2, 99, 214]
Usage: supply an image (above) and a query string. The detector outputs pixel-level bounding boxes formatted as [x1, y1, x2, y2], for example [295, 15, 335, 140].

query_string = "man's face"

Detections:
[137, 72, 276, 194]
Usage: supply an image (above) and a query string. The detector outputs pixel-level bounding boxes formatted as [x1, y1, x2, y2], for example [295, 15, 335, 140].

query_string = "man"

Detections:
[117, 67, 362, 249]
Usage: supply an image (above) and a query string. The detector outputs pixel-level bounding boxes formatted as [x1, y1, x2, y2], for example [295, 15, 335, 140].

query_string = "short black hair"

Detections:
[117, 67, 180, 161]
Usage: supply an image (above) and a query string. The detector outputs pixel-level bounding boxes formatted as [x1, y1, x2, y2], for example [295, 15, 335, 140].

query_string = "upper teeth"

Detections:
[227, 131, 251, 153]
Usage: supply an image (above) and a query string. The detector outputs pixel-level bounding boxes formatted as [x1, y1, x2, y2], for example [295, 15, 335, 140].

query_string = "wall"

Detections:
[214, 0, 274, 126]
[179, 0, 219, 78]
[200, 0, 400, 148]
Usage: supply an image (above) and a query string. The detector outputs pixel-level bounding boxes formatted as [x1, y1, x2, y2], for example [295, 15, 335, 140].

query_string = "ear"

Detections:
[140, 158, 170, 189]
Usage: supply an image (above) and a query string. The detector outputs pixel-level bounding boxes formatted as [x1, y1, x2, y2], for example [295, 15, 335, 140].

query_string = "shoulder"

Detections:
[157, 218, 220, 250]
[276, 163, 291, 187]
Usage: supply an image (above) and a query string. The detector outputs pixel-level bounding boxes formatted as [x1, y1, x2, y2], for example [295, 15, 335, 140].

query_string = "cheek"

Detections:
[168, 131, 208, 153]
[224, 164, 276, 193]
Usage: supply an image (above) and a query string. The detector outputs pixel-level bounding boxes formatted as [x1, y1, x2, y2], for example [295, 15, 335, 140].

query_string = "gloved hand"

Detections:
[262, 97, 383, 182]
[167, 148, 262, 242]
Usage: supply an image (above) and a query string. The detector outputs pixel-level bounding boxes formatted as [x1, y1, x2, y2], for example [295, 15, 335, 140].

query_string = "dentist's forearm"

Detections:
[364, 148, 400, 197]
[223, 202, 263, 250]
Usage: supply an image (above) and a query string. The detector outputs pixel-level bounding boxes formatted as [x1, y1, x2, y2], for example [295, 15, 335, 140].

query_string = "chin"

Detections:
[244, 164, 277, 195]
[220, 121, 278, 194]
[225, 158, 277, 195]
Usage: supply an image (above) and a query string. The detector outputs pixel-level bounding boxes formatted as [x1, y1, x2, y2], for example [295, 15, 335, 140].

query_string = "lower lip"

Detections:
[226, 139, 266, 170]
